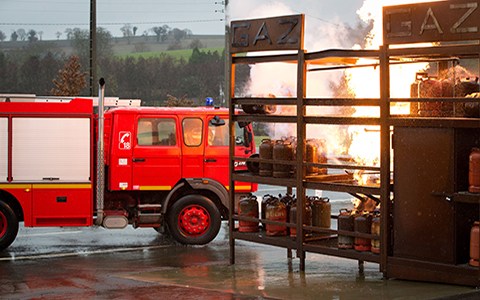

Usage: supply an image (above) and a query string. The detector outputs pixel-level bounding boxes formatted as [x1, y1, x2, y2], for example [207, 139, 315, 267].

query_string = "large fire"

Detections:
[233, 0, 446, 189]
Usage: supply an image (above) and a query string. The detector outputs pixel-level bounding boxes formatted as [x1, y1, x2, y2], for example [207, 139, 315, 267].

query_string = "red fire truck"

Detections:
[0, 94, 256, 250]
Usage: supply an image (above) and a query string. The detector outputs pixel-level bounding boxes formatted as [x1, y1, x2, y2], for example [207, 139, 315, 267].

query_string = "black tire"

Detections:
[167, 195, 221, 245]
[0, 201, 19, 251]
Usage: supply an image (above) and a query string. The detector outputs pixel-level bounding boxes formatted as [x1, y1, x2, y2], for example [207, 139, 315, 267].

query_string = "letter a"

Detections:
[420, 7, 443, 35]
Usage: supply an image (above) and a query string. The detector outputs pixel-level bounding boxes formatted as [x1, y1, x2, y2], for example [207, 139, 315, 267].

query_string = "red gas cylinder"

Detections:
[289, 198, 312, 239]
[371, 211, 380, 254]
[265, 199, 288, 236]
[470, 221, 479, 267]
[261, 194, 277, 229]
[338, 209, 355, 249]
[469, 148, 480, 193]
[354, 211, 372, 252]
[238, 195, 259, 232]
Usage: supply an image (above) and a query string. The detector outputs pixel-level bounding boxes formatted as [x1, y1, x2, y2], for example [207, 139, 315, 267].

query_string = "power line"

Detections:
[0, 19, 225, 26]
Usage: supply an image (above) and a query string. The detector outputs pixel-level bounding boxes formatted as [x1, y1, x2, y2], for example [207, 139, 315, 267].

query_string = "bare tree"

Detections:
[164, 94, 193, 107]
[17, 28, 27, 41]
[38, 31, 43, 41]
[0, 31, 6, 42]
[133, 26, 138, 36]
[50, 55, 87, 96]
[55, 31, 62, 40]
[120, 24, 133, 44]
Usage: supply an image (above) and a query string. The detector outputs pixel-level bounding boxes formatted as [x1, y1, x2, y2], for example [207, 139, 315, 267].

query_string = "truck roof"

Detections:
[106, 106, 231, 116]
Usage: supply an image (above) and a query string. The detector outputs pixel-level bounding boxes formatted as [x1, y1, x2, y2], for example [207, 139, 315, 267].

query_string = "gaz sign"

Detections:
[230, 14, 304, 53]
[384, 0, 480, 44]
[119, 131, 131, 150]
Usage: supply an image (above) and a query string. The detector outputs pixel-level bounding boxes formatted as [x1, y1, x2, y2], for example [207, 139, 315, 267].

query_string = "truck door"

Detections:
[204, 116, 254, 193]
[181, 117, 204, 178]
[132, 117, 181, 191]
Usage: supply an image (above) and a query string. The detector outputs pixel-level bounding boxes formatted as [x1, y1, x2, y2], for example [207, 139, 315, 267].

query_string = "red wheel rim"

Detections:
[178, 205, 211, 237]
[0, 211, 7, 238]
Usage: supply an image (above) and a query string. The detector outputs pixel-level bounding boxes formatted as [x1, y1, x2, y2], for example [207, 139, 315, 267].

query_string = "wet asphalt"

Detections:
[1, 186, 480, 299]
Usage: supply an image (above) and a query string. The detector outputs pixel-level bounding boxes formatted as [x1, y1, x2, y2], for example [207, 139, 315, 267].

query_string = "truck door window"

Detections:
[182, 118, 203, 147]
[208, 119, 229, 146]
[137, 118, 176, 146]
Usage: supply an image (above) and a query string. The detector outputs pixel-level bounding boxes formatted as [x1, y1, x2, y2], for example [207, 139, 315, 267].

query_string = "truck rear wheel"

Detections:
[167, 195, 221, 245]
[0, 201, 19, 251]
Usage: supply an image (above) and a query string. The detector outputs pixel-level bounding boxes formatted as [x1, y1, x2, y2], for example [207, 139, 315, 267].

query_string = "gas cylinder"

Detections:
[306, 139, 318, 176]
[289, 197, 312, 239]
[265, 198, 288, 236]
[238, 195, 259, 232]
[354, 211, 372, 252]
[311, 196, 331, 237]
[279, 193, 295, 227]
[469, 148, 480, 194]
[470, 221, 479, 267]
[273, 140, 293, 178]
[261, 194, 277, 230]
[410, 72, 428, 115]
[418, 78, 443, 116]
[259, 139, 274, 177]
[338, 209, 354, 249]
[371, 211, 380, 254]
[316, 139, 328, 174]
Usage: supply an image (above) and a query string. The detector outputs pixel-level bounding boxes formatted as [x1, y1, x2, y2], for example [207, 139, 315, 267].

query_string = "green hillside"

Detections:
[116, 47, 224, 61]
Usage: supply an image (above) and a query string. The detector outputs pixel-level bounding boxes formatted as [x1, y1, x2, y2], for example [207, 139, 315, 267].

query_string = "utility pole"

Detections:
[224, 0, 230, 107]
[90, 0, 97, 96]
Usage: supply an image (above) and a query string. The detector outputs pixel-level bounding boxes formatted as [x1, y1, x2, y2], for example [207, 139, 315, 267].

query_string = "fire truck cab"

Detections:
[0, 97, 256, 250]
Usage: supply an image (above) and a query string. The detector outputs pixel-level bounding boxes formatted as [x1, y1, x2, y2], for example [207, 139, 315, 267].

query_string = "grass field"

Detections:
[116, 47, 225, 61]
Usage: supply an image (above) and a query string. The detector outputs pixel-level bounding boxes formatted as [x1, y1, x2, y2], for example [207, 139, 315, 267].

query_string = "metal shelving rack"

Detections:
[227, 14, 387, 272]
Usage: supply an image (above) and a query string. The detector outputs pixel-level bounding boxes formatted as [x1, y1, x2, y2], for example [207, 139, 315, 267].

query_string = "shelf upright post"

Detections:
[229, 53, 237, 266]
[296, 49, 307, 271]
[379, 45, 391, 277]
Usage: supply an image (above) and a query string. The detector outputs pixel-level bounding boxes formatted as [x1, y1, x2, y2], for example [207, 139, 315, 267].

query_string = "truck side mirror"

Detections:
[209, 115, 225, 126]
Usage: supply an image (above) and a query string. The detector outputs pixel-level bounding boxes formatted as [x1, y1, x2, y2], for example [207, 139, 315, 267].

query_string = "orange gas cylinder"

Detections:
[371, 211, 380, 254]
[266, 199, 288, 236]
[311, 196, 331, 237]
[273, 140, 293, 178]
[238, 195, 259, 232]
[306, 139, 318, 176]
[469, 148, 480, 193]
[261, 194, 276, 229]
[470, 222, 479, 267]
[259, 139, 274, 177]
[354, 211, 372, 252]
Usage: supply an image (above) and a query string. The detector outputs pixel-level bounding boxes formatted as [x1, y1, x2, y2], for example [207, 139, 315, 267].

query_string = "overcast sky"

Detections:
[0, 0, 366, 41]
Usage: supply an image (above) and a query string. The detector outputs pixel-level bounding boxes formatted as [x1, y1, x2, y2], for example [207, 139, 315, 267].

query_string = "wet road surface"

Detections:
[1, 186, 479, 299]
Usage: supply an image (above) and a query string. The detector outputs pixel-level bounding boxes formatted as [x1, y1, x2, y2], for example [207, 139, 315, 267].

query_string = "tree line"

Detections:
[0, 26, 243, 106]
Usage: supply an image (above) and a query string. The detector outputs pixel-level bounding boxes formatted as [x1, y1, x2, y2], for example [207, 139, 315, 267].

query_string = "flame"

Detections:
[345, 0, 442, 190]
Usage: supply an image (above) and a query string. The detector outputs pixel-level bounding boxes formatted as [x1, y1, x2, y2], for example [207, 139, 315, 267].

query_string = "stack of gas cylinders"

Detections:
[238, 193, 332, 238]
[468, 148, 480, 266]
[337, 208, 380, 254]
[410, 72, 480, 117]
[254, 137, 328, 178]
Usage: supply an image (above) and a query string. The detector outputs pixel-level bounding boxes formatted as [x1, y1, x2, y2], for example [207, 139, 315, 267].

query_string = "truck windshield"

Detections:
[207, 119, 246, 147]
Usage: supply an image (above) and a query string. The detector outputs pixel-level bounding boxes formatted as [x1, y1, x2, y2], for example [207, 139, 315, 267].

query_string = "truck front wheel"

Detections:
[0, 201, 19, 251]
[167, 195, 221, 245]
